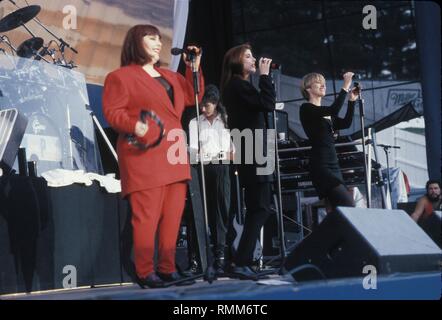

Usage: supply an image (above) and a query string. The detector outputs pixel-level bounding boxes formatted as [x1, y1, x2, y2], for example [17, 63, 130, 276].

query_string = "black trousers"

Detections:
[205, 164, 231, 257]
[234, 181, 272, 266]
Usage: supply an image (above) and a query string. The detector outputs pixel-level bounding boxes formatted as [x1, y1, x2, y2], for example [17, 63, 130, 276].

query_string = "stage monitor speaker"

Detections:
[0, 108, 28, 173]
[284, 207, 442, 281]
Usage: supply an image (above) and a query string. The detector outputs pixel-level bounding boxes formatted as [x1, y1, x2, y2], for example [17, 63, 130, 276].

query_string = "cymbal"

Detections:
[0, 5, 41, 32]
[16, 37, 44, 58]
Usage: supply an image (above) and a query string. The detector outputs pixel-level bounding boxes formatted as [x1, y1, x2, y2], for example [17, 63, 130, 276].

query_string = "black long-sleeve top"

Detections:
[222, 74, 276, 182]
[300, 89, 355, 169]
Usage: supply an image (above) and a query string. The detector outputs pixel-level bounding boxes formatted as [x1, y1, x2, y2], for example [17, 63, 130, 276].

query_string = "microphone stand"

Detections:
[258, 69, 287, 276]
[270, 71, 287, 274]
[166, 52, 216, 287]
[87, 107, 118, 163]
[355, 82, 371, 208]
[370, 130, 390, 209]
[378, 143, 400, 208]
[0, 35, 18, 55]
[191, 53, 216, 283]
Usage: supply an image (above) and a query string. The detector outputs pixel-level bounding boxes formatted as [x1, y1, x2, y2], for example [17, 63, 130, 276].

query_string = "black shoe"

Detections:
[157, 271, 196, 286]
[176, 263, 195, 278]
[189, 258, 202, 274]
[248, 265, 272, 279]
[215, 255, 225, 268]
[228, 266, 259, 281]
[215, 266, 225, 277]
[214, 255, 226, 276]
[254, 270, 271, 280]
[178, 269, 194, 278]
[136, 273, 166, 289]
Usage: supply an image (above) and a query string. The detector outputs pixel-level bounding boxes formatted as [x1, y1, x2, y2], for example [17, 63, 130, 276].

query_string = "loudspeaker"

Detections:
[284, 207, 442, 281]
[0, 108, 28, 173]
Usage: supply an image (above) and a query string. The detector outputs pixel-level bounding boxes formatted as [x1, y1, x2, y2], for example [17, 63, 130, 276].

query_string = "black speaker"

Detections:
[0, 108, 28, 173]
[284, 207, 442, 281]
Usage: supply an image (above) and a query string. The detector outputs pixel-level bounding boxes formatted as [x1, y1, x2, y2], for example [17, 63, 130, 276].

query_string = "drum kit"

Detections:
[0, 2, 77, 69]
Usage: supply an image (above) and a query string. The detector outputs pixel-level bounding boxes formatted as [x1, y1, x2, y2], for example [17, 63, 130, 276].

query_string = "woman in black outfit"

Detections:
[299, 72, 358, 211]
[220, 44, 275, 280]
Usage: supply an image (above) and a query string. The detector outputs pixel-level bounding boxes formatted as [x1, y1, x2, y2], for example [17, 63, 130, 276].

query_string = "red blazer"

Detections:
[102, 64, 204, 197]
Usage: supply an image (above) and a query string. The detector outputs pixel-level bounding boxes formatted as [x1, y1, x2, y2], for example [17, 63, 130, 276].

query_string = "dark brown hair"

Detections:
[201, 84, 229, 128]
[120, 24, 161, 67]
[426, 180, 441, 191]
[219, 43, 252, 95]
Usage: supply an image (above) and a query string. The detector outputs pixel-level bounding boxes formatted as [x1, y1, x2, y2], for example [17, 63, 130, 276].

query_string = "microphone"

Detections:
[171, 47, 201, 56]
[341, 72, 363, 80]
[270, 62, 281, 70]
[255, 60, 281, 70]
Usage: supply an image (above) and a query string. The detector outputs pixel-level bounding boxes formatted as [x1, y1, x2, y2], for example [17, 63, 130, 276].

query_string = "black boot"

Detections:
[214, 252, 226, 276]
[189, 254, 202, 274]
[227, 265, 259, 281]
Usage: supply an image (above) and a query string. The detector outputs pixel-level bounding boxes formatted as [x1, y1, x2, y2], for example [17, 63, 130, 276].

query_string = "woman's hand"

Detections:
[349, 86, 360, 101]
[342, 72, 354, 91]
[259, 57, 272, 76]
[183, 46, 202, 70]
[135, 120, 148, 137]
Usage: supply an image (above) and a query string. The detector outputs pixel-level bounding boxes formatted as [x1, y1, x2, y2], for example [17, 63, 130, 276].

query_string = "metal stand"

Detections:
[272, 108, 288, 273]
[370, 129, 391, 209]
[191, 55, 216, 283]
[379, 143, 400, 209]
[86, 106, 118, 163]
[257, 70, 287, 275]
[355, 82, 372, 207]
[0, 35, 18, 55]
[234, 169, 245, 225]
[167, 53, 216, 287]
[383, 146, 392, 200]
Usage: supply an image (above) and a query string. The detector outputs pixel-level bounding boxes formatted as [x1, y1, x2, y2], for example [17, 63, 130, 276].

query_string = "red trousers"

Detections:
[129, 182, 187, 278]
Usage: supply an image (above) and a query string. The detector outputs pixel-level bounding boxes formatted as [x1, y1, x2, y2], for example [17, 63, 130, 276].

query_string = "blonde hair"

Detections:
[300, 73, 325, 100]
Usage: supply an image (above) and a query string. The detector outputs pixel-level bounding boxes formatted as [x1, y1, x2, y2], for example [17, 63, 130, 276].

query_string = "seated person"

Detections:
[411, 180, 442, 223]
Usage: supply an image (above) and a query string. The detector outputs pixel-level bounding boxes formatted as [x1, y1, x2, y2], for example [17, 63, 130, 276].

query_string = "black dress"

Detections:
[299, 89, 355, 198]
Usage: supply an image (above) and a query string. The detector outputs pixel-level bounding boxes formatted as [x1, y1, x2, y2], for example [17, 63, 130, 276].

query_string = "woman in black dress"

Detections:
[220, 44, 275, 280]
[299, 72, 358, 210]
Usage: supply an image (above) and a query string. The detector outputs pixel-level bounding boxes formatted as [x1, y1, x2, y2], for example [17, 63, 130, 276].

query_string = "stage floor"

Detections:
[1, 272, 440, 300]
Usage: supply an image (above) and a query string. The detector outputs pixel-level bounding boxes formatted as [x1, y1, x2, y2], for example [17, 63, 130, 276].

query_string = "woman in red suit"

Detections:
[102, 25, 204, 288]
